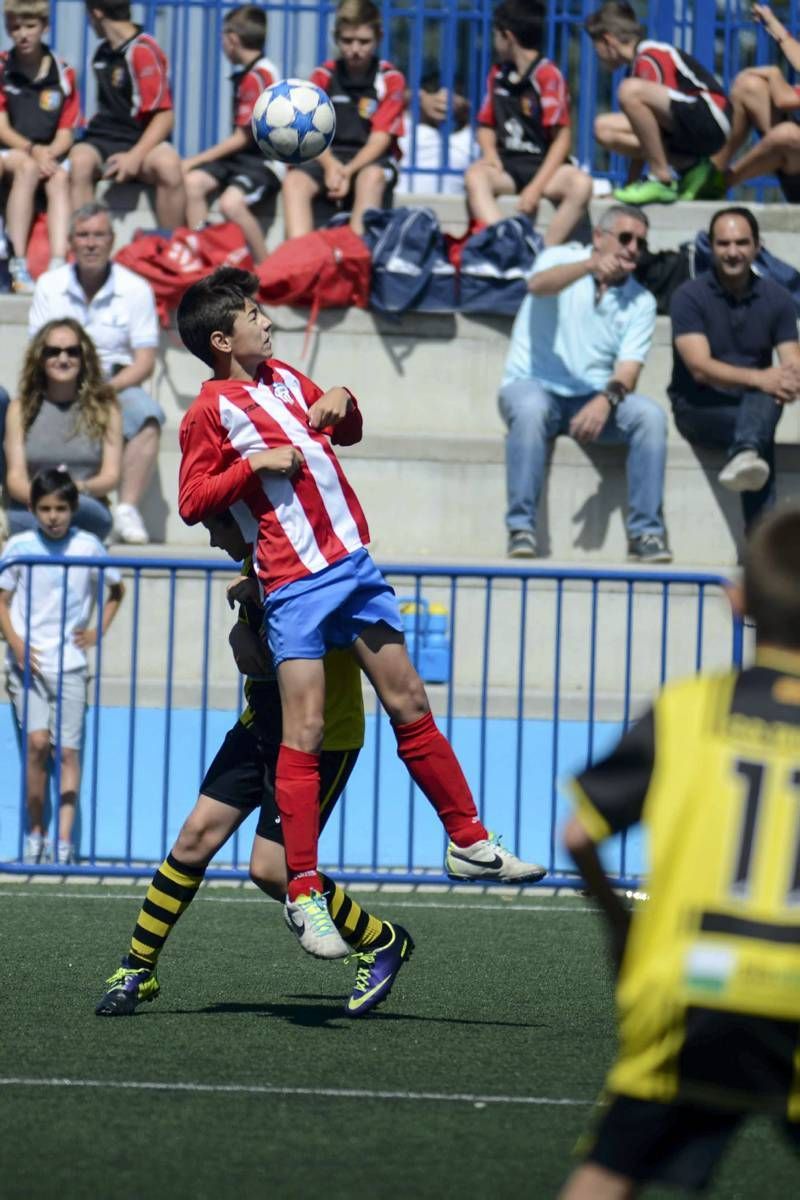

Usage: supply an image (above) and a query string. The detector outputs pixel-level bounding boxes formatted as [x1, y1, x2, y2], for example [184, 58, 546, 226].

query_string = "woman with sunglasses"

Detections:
[3, 319, 122, 540]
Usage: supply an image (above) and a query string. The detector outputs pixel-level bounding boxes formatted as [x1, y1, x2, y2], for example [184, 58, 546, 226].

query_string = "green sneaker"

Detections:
[95, 963, 160, 1015]
[613, 176, 678, 205]
[698, 165, 727, 200]
[677, 159, 726, 200]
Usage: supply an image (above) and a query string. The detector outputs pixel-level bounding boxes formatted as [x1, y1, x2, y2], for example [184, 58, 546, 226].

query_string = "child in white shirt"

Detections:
[0, 467, 124, 864]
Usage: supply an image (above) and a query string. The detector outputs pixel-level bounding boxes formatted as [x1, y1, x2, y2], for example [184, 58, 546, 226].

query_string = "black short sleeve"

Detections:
[574, 708, 656, 836]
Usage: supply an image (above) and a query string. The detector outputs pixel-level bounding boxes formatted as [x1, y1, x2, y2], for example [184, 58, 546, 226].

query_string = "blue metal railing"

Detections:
[0, 555, 744, 888]
[0, 1, 791, 195]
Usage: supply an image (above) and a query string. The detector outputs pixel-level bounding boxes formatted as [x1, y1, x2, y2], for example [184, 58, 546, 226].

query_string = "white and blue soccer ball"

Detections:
[251, 78, 336, 165]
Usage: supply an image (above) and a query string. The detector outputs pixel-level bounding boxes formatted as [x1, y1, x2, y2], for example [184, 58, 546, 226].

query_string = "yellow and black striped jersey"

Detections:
[572, 649, 800, 1109]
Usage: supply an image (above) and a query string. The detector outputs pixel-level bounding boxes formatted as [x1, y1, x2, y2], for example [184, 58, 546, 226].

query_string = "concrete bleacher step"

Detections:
[4, 195, 799, 568]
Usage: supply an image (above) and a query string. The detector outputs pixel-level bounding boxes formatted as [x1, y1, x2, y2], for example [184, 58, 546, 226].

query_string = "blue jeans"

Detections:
[498, 379, 668, 538]
[671, 390, 781, 530]
[9, 495, 113, 541]
[0, 385, 9, 484]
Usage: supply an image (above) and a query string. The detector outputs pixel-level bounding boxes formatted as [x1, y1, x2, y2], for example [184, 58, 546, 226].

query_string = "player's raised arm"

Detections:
[307, 387, 363, 444]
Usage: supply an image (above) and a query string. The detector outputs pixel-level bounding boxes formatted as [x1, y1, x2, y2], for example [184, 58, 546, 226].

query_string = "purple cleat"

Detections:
[344, 922, 414, 1017]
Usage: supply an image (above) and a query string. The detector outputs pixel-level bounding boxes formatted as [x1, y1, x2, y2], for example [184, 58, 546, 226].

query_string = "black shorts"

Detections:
[291, 145, 398, 204]
[666, 97, 730, 159]
[586, 1093, 800, 1192]
[199, 152, 281, 205]
[80, 131, 140, 161]
[200, 719, 359, 842]
[499, 153, 543, 193]
[777, 169, 800, 203]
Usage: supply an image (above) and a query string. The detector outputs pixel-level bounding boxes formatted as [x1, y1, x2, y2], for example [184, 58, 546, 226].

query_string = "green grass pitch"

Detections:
[1, 883, 798, 1199]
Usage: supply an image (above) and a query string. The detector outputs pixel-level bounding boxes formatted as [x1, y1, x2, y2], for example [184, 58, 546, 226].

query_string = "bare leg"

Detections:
[171, 793, 250, 867]
[714, 70, 776, 171]
[281, 168, 320, 238]
[727, 121, 800, 188]
[184, 168, 218, 230]
[58, 747, 80, 843]
[594, 112, 643, 156]
[44, 167, 71, 260]
[140, 144, 187, 229]
[5, 151, 40, 257]
[218, 185, 269, 261]
[558, 1164, 637, 1200]
[348, 164, 388, 235]
[119, 419, 160, 508]
[25, 730, 51, 836]
[616, 78, 675, 181]
[464, 159, 516, 225]
[542, 164, 594, 246]
[69, 142, 103, 210]
[249, 835, 288, 902]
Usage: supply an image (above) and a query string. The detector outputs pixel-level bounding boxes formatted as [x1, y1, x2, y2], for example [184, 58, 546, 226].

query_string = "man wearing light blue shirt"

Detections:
[499, 203, 671, 562]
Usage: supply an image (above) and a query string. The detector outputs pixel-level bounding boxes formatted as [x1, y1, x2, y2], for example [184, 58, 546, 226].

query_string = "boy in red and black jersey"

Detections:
[0, 0, 79, 291]
[281, 0, 405, 238]
[465, 0, 592, 245]
[586, 1, 731, 205]
[70, 0, 185, 230]
[183, 6, 281, 264]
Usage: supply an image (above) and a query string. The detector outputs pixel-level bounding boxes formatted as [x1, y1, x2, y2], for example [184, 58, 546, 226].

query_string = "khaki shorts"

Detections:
[6, 666, 87, 749]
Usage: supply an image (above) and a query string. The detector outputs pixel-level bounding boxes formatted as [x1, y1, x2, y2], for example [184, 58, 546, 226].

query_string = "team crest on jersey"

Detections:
[520, 95, 535, 118]
[39, 89, 61, 112]
[111, 65, 126, 88]
[271, 383, 293, 406]
[357, 96, 377, 119]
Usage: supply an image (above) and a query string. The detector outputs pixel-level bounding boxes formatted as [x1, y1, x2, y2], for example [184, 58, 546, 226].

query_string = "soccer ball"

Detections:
[251, 78, 336, 165]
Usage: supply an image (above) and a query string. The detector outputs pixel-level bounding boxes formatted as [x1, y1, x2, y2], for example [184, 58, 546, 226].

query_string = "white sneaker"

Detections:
[718, 450, 770, 493]
[445, 833, 547, 883]
[48, 256, 67, 270]
[23, 834, 44, 864]
[57, 840, 76, 865]
[9, 256, 34, 295]
[284, 889, 350, 959]
[114, 503, 149, 545]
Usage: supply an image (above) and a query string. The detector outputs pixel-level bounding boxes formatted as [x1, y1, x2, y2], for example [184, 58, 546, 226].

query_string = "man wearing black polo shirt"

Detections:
[669, 206, 800, 534]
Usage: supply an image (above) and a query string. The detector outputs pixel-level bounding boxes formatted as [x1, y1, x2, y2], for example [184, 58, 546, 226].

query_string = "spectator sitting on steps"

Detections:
[498, 203, 671, 564]
[669, 206, 800, 544]
[28, 201, 163, 545]
[3, 319, 122, 541]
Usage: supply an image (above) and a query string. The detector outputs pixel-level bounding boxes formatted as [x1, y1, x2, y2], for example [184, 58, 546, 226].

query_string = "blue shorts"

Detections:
[264, 548, 403, 666]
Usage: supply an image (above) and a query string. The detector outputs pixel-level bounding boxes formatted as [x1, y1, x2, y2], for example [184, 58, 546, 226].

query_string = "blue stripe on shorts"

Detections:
[264, 548, 403, 666]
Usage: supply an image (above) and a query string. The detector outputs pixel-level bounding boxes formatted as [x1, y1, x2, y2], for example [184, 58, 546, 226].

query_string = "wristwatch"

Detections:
[604, 381, 627, 410]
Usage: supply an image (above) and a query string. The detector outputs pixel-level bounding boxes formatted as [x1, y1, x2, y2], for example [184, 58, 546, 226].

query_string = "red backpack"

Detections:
[256, 226, 371, 325]
[116, 222, 254, 324]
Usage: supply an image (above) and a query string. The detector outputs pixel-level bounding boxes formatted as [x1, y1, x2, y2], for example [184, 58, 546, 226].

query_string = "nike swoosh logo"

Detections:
[288, 913, 305, 936]
[449, 850, 504, 870]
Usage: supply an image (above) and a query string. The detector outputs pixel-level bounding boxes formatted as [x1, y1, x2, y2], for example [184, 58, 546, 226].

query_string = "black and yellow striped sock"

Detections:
[125, 853, 205, 971]
[319, 872, 390, 951]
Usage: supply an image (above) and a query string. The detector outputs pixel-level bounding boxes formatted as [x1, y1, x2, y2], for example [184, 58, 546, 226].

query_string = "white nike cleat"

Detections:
[284, 889, 350, 959]
[445, 833, 547, 883]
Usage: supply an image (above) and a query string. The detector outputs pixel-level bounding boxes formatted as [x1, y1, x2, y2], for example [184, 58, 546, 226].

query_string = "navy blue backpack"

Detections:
[458, 214, 544, 315]
[360, 207, 456, 314]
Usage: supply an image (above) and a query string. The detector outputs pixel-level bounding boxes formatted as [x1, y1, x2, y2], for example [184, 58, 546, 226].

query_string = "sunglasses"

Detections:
[612, 231, 648, 252]
[43, 345, 81, 360]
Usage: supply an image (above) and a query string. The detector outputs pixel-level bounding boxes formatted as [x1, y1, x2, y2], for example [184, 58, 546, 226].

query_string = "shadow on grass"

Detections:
[157, 997, 549, 1030]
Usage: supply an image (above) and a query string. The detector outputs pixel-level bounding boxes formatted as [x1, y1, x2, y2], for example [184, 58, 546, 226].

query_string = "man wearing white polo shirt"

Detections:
[28, 200, 163, 544]
[498, 203, 671, 563]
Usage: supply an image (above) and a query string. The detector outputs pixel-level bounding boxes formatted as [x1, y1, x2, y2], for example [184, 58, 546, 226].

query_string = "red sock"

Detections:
[393, 712, 488, 847]
[275, 745, 324, 901]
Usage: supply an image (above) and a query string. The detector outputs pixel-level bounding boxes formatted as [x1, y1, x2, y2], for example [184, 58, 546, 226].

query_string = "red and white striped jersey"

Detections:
[632, 40, 730, 136]
[178, 359, 369, 595]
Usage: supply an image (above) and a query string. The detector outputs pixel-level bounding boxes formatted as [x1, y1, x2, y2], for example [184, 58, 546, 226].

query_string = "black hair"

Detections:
[85, 0, 131, 20]
[30, 466, 79, 511]
[493, 0, 545, 50]
[744, 504, 800, 649]
[709, 205, 760, 244]
[176, 267, 261, 368]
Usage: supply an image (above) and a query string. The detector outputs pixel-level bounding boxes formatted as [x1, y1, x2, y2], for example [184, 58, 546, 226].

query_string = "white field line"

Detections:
[0, 890, 593, 914]
[0, 1075, 591, 1107]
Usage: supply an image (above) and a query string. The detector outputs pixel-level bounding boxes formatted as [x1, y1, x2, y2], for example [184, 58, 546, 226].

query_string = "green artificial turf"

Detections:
[0, 884, 797, 1199]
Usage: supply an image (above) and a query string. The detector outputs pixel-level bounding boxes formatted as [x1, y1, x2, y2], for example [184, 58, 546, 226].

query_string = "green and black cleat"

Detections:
[95, 963, 160, 1016]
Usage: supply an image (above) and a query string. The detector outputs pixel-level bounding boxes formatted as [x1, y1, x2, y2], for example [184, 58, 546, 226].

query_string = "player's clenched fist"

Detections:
[249, 446, 304, 476]
[307, 386, 352, 430]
